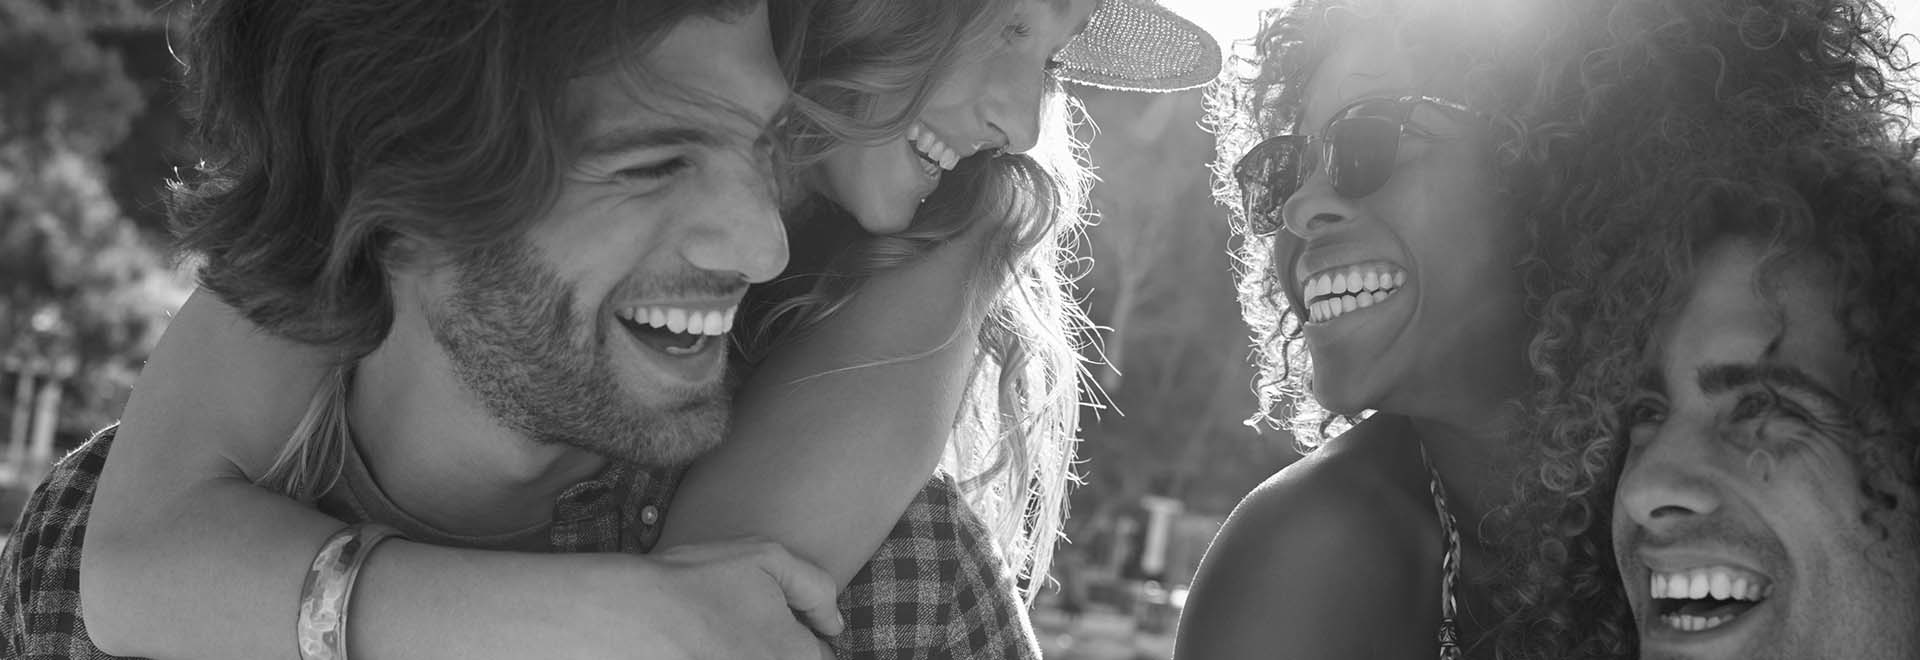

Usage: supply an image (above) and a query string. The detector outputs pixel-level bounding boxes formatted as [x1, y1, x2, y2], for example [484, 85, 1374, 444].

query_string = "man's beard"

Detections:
[426, 239, 733, 467]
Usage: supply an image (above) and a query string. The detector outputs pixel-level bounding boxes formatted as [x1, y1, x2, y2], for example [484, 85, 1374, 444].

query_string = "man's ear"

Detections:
[376, 233, 452, 306]
[379, 232, 433, 274]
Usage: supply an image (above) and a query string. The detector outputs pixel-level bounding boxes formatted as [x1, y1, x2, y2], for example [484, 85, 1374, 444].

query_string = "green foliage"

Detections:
[1069, 86, 1300, 532]
[2, 0, 188, 435]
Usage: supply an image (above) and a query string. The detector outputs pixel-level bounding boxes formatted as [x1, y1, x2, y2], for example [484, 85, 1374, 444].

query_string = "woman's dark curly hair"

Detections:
[1206, 0, 1624, 443]
[1488, 0, 1916, 657]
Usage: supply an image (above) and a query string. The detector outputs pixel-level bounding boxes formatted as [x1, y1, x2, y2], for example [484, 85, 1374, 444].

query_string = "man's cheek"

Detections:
[1738, 427, 1859, 489]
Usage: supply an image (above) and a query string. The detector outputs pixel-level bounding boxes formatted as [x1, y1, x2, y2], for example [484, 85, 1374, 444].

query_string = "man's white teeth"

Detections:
[1648, 567, 1771, 601]
[1659, 613, 1733, 632]
[617, 305, 735, 337]
[907, 122, 959, 172]
[1302, 264, 1407, 324]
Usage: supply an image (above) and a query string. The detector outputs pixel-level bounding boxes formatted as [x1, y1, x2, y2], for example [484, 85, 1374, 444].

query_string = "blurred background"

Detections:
[5, 0, 1913, 658]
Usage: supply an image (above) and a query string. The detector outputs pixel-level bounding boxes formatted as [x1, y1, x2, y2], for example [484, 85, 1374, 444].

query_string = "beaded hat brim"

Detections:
[1055, 0, 1222, 92]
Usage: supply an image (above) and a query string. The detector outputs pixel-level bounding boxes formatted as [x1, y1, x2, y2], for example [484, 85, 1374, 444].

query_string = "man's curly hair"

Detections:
[1487, 0, 1916, 657]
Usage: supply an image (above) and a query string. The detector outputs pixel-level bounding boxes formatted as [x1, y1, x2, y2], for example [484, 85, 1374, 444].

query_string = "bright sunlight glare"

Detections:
[1169, 0, 1920, 52]
[1168, 0, 1920, 128]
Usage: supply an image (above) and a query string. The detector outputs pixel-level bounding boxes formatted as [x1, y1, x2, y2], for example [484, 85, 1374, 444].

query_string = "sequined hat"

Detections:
[1055, 0, 1223, 92]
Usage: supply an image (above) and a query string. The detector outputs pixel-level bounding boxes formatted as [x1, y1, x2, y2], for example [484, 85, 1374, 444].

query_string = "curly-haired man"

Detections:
[1607, 137, 1920, 660]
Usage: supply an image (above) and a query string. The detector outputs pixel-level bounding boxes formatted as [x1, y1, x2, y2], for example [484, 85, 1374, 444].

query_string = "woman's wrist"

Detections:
[297, 523, 406, 660]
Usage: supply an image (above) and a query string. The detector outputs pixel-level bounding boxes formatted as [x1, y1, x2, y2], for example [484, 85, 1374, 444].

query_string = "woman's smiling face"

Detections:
[1272, 23, 1532, 420]
[815, 0, 1098, 233]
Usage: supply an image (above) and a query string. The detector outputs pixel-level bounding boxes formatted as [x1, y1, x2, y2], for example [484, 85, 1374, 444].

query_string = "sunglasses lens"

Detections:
[1328, 116, 1399, 199]
[1235, 138, 1308, 234]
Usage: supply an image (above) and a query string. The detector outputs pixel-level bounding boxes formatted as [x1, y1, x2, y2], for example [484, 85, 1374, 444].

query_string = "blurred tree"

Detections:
[2, 0, 188, 486]
[1066, 86, 1299, 567]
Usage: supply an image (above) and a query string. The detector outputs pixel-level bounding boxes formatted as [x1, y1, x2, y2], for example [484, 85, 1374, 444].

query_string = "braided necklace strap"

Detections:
[1418, 441, 1463, 660]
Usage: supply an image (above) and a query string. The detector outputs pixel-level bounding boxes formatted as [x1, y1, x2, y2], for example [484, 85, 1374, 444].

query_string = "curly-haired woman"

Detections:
[1176, 0, 1910, 657]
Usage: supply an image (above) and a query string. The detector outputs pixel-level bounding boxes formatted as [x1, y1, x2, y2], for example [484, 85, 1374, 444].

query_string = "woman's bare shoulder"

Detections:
[1212, 433, 1436, 571]
[1174, 422, 1445, 659]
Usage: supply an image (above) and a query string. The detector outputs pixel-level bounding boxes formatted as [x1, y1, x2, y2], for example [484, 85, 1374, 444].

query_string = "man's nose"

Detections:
[1617, 424, 1724, 535]
[680, 156, 788, 284]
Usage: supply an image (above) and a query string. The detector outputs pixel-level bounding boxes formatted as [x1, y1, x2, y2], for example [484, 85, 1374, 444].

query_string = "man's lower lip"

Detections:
[618, 323, 725, 384]
[1641, 598, 1767, 652]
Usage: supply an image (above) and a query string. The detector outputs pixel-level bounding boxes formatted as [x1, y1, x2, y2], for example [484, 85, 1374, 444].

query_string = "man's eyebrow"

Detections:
[578, 125, 726, 160]
[1635, 365, 1664, 395]
[1696, 362, 1848, 412]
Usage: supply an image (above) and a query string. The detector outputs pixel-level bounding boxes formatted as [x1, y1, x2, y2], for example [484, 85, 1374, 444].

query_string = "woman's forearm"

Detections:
[660, 224, 994, 586]
[72, 290, 829, 659]
[81, 413, 605, 660]
[81, 469, 339, 659]
[81, 475, 830, 660]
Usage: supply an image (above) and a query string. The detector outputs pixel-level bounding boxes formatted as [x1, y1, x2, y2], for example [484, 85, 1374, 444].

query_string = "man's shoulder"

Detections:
[2, 426, 135, 659]
[4, 427, 117, 551]
[833, 473, 1039, 660]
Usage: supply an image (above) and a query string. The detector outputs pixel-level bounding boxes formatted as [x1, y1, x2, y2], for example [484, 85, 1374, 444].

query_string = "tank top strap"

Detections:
[1418, 440, 1463, 660]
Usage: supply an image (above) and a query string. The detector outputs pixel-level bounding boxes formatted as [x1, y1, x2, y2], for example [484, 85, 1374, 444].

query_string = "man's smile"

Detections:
[611, 301, 732, 386]
[1645, 564, 1773, 632]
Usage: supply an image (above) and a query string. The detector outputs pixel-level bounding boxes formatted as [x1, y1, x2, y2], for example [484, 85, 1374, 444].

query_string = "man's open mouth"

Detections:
[616, 305, 735, 357]
[1649, 566, 1773, 632]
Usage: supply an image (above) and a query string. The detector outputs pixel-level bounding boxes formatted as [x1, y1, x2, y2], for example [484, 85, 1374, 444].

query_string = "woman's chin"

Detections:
[819, 140, 939, 234]
[842, 194, 920, 234]
[1306, 359, 1384, 417]
[1310, 388, 1373, 418]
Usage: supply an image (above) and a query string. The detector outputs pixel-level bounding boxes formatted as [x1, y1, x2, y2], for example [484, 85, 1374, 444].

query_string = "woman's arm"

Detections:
[80, 292, 841, 660]
[1174, 462, 1444, 660]
[658, 220, 994, 586]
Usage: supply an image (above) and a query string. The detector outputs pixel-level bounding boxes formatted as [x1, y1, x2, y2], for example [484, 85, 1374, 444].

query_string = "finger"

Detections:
[754, 548, 844, 636]
[815, 637, 837, 660]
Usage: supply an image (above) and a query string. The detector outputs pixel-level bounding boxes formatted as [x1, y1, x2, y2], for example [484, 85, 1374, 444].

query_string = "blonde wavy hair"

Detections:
[747, 0, 1095, 600]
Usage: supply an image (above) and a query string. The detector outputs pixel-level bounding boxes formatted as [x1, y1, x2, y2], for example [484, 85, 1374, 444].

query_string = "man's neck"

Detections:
[345, 313, 608, 538]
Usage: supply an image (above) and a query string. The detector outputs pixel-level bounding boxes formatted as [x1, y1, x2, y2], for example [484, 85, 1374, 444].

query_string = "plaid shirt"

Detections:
[1, 427, 1040, 659]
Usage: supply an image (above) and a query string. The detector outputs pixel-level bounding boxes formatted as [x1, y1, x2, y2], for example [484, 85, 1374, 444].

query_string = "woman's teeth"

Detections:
[1302, 264, 1407, 324]
[906, 122, 959, 175]
[616, 305, 735, 336]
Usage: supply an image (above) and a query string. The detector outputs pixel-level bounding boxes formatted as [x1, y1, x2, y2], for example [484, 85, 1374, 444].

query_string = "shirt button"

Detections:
[640, 505, 660, 526]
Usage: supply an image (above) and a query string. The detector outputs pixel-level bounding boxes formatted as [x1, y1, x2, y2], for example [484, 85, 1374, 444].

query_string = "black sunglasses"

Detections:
[1232, 95, 1483, 235]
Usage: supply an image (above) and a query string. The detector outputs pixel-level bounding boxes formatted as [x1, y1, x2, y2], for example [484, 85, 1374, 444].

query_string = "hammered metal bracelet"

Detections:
[297, 522, 405, 660]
